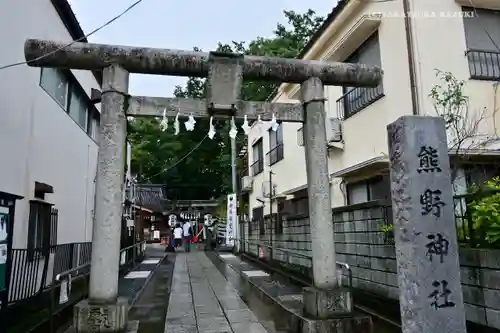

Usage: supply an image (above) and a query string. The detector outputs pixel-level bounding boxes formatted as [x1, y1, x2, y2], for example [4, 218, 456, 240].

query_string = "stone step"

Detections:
[63, 320, 139, 333]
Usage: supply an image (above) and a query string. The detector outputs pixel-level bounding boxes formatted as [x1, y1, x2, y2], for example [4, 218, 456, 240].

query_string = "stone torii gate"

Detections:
[24, 39, 382, 332]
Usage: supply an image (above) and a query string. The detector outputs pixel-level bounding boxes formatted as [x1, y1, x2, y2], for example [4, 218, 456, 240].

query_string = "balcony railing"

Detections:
[336, 84, 384, 120]
[465, 49, 500, 81]
[251, 159, 264, 176]
[266, 144, 284, 166]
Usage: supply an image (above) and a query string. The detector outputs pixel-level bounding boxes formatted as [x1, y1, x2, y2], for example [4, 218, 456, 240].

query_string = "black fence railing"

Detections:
[266, 144, 284, 166]
[8, 248, 45, 302]
[336, 84, 384, 120]
[49, 208, 58, 247]
[4, 241, 146, 333]
[453, 189, 500, 249]
[465, 49, 500, 81]
[251, 159, 264, 176]
[8, 242, 92, 304]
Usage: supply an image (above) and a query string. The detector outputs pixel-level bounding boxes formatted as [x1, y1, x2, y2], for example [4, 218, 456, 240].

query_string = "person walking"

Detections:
[173, 223, 183, 251]
[182, 220, 193, 252]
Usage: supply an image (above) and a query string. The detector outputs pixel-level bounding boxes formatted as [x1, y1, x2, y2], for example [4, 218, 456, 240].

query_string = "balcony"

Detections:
[336, 85, 384, 120]
[465, 49, 500, 81]
[251, 159, 264, 176]
[266, 144, 284, 166]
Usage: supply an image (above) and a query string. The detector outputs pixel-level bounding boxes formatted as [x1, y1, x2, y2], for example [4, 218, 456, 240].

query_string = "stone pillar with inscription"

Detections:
[74, 64, 130, 333]
[387, 116, 466, 333]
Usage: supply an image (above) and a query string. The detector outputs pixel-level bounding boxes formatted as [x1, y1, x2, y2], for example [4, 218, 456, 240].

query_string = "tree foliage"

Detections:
[128, 9, 324, 200]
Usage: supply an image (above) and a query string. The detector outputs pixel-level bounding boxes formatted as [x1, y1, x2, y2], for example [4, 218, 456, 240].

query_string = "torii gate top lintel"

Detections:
[24, 39, 382, 123]
[24, 39, 382, 87]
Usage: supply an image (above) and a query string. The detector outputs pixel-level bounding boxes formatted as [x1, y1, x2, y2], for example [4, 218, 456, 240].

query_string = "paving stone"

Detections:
[226, 309, 259, 323]
[231, 322, 269, 333]
[219, 298, 248, 310]
[165, 316, 196, 326]
[163, 324, 197, 333]
[197, 318, 231, 332]
[165, 252, 269, 333]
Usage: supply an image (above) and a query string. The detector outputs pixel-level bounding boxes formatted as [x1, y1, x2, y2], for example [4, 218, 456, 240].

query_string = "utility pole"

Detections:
[230, 137, 240, 252]
[269, 169, 274, 261]
[24, 38, 381, 332]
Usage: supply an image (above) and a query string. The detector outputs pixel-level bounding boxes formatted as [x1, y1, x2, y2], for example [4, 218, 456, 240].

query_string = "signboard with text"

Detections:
[225, 194, 236, 246]
[0, 208, 9, 293]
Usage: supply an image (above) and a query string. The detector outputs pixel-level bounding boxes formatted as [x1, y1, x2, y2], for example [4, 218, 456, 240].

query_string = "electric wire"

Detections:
[0, 0, 144, 71]
[138, 134, 208, 183]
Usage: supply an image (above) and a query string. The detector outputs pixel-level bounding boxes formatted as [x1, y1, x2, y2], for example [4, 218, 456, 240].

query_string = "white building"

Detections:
[242, 0, 500, 218]
[0, 0, 101, 249]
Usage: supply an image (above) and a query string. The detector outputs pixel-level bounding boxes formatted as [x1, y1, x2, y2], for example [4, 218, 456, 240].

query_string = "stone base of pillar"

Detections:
[301, 288, 372, 333]
[303, 287, 353, 319]
[300, 315, 373, 333]
[73, 297, 128, 333]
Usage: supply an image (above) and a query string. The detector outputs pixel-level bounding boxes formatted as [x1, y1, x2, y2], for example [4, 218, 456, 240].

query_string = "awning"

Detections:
[330, 156, 389, 179]
[35, 181, 54, 194]
[449, 138, 500, 161]
[132, 204, 153, 213]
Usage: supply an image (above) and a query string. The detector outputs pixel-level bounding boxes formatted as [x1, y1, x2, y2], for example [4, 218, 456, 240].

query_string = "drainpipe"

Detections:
[403, 0, 419, 115]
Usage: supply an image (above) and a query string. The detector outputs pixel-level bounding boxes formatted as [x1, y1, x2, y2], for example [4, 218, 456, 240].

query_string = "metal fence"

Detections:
[465, 49, 500, 81]
[453, 189, 500, 248]
[7, 241, 145, 305]
[8, 242, 92, 303]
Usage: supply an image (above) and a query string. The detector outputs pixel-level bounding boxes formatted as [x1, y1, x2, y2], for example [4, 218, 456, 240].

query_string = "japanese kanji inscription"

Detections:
[387, 116, 466, 333]
[417, 146, 442, 173]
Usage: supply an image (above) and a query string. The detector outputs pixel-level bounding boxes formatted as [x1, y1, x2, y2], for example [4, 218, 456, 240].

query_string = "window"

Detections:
[252, 206, 264, 235]
[40, 68, 68, 108]
[297, 127, 304, 146]
[346, 175, 391, 205]
[346, 182, 368, 205]
[337, 31, 384, 119]
[267, 125, 284, 165]
[87, 109, 100, 142]
[464, 163, 500, 187]
[40, 68, 99, 140]
[276, 202, 285, 235]
[69, 88, 88, 129]
[251, 139, 264, 176]
[463, 7, 500, 80]
[27, 201, 55, 252]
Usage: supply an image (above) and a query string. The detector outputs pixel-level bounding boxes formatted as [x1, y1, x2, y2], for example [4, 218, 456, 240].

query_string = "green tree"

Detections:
[129, 9, 324, 200]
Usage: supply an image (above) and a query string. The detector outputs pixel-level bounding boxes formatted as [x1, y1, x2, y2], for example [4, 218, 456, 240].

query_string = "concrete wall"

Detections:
[333, 201, 500, 329]
[0, 0, 100, 246]
[242, 201, 500, 330]
[244, 215, 312, 269]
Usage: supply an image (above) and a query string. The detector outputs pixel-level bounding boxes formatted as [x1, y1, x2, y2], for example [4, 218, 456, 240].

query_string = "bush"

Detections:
[469, 177, 500, 246]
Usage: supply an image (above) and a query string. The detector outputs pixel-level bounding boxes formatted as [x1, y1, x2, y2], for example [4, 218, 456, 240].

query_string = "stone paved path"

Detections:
[164, 252, 269, 333]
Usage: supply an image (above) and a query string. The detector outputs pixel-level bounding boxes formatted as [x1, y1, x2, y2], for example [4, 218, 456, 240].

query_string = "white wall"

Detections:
[0, 0, 100, 246]
[245, 0, 500, 213]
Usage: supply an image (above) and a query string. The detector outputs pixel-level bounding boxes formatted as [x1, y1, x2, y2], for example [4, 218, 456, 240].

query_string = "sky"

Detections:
[67, 0, 337, 97]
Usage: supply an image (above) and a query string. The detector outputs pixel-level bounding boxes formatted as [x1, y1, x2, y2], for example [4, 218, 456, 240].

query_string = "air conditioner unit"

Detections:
[326, 117, 342, 143]
[261, 181, 276, 198]
[241, 176, 253, 193]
